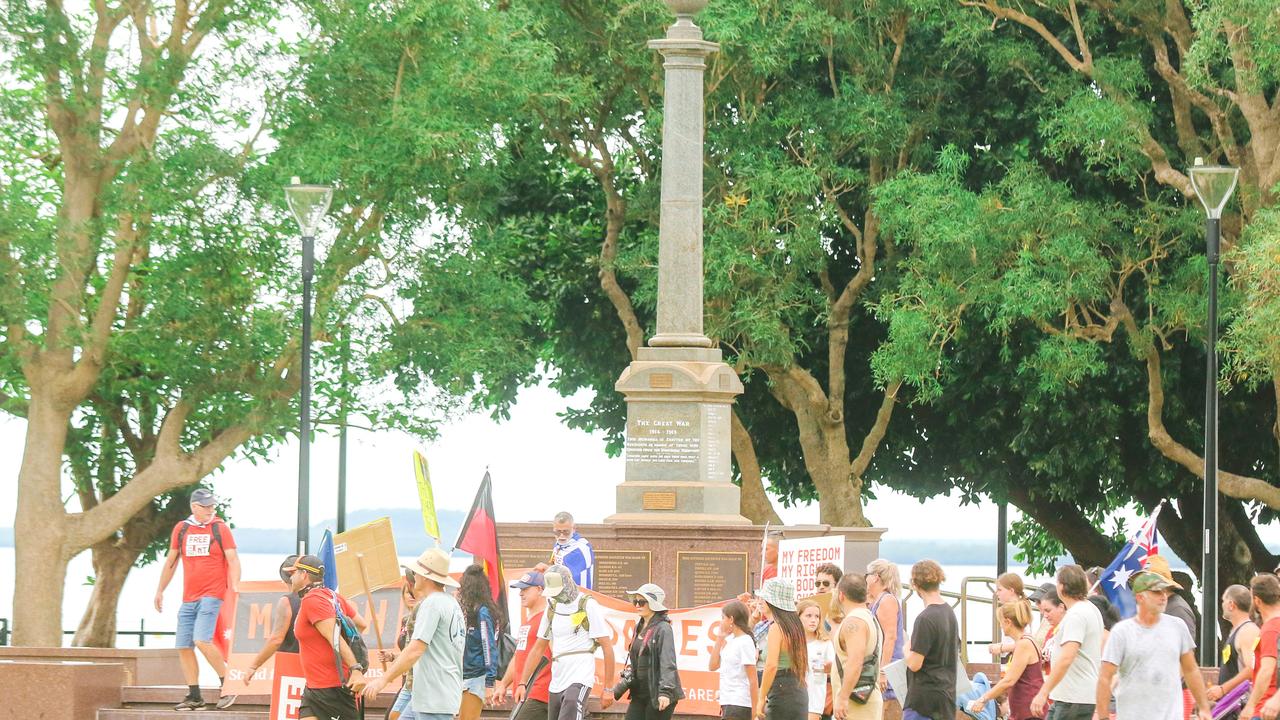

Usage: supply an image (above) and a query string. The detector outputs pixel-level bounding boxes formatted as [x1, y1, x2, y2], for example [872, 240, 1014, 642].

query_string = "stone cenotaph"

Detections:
[604, 0, 748, 526]
[497, 1, 883, 610]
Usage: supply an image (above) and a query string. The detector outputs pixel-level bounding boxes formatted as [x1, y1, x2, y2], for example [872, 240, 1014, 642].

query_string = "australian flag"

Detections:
[1096, 506, 1162, 618]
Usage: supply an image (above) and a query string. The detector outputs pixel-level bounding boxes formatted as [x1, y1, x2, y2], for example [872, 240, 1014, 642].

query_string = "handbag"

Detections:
[850, 611, 884, 704]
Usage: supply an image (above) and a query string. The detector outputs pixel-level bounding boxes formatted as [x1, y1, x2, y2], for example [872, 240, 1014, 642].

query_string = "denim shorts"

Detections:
[462, 675, 488, 699]
[175, 596, 223, 648]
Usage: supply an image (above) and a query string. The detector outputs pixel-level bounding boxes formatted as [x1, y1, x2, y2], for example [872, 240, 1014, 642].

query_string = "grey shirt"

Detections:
[411, 590, 467, 715]
[1102, 615, 1195, 720]
[1050, 598, 1105, 704]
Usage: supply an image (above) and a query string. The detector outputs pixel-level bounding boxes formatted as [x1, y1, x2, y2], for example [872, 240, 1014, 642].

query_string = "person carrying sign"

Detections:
[288, 554, 368, 720]
[154, 488, 241, 711]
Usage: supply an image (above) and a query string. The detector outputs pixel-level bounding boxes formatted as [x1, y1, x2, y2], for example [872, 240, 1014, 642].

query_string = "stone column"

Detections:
[608, 1, 748, 525]
[648, 1, 717, 349]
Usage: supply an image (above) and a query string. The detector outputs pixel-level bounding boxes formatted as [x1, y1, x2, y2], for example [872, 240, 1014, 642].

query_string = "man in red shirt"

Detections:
[494, 571, 554, 720]
[288, 554, 368, 720]
[154, 489, 241, 711]
[1243, 574, 1280, 720]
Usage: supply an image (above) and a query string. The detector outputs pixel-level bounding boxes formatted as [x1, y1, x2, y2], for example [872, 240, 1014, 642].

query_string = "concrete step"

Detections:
[120, 686, 246, 704]
[98, 708, 267, 719]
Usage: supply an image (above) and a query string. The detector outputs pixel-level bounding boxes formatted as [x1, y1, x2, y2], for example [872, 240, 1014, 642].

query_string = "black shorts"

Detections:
[299, 686, 359, 720]
[722, 706, 753, 720]
[514, 698, 550, 720]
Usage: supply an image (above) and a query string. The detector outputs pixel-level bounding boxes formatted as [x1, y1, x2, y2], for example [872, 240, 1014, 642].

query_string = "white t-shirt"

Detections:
[537, 596, 610, 693]
[1102, 615, 1195, 720]
[1049, 598, 1104, 704]
[807, 638, 835, 713]
[718, 633, 756, 707]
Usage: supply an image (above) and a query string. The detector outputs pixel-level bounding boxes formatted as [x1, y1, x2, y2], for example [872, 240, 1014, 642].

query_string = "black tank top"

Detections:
[1220, 619, 1257, 683]
[280, 594, 302, 654]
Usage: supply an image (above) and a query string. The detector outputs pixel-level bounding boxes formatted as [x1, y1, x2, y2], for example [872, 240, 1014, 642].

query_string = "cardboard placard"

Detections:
[333, 517, 401, 593]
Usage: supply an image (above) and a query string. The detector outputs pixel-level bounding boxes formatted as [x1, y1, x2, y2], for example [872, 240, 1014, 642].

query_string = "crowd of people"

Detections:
[155, 493, 1280, 720]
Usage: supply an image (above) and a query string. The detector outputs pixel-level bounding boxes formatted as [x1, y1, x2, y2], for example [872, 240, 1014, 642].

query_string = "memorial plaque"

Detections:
[594, 550, 652, 601]
[676, 551, 748, 608]
[502, 548, 551, 572]
[642, 492, 677, 510]
[625, 403, 701, 473]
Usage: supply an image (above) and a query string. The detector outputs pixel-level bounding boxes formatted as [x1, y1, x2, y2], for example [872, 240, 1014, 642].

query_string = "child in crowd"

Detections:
[711, 600, 759, 720]
[799, 598, 835, 720]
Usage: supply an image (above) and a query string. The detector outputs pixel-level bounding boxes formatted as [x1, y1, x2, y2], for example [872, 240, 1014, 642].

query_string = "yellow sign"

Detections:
[413, 450, 440, 541]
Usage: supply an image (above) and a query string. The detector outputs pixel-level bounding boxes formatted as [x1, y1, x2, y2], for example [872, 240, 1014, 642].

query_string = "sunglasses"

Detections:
[815, 579, 833, 589]
[633, 597, 649, 607]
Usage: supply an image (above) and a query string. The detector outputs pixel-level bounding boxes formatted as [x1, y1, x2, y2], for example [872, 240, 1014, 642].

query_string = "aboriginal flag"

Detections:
[454, 471, 506, 605]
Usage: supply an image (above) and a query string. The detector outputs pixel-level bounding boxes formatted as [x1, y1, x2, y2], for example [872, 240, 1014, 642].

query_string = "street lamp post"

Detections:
[285, 177, 334, 555]
[1188, 157, 1238, 667]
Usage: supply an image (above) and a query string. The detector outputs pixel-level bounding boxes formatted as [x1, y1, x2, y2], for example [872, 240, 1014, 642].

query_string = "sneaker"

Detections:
[174, 697, 206, 711]
[215, 694, 238, 710]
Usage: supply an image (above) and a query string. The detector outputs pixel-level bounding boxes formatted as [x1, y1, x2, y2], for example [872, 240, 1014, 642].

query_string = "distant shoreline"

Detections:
[0, 507, 1187, 568]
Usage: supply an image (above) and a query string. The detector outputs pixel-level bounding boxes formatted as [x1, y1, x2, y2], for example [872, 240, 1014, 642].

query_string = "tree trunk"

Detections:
[13, 394, 74, 646]
[732, 410, 780, 524]
[815, 471, 868, 527]
[73, 541, 140, 647]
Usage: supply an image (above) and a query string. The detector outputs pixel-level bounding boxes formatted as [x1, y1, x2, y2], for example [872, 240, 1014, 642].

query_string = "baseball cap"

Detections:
[1131, 570, 1182, 593]
[288, 554, 325, 576]
[190, 488, 218, 506]
[1028, 582, 1057, 603]
[510, 571, 545, 589]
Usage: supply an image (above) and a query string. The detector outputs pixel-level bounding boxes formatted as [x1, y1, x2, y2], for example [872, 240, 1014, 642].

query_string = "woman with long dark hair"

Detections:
[615, 583, 683, 720]
[458, 564, 499, 720]
[755, 579, 808, 720]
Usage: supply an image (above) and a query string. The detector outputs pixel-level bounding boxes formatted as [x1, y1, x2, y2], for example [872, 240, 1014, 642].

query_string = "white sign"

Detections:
[776, 535, 844, 599]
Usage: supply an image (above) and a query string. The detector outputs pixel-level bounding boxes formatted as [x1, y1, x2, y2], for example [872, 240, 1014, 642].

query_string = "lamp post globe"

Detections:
[284, 177, 333, 555]
[1188, 157, 1237, 667]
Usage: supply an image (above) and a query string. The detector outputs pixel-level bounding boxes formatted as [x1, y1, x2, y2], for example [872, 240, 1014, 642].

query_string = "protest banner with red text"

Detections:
[269, 653, 305, 720]
[776, 535, 844, 599]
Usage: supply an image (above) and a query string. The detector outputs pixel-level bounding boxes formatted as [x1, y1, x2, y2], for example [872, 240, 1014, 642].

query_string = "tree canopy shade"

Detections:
[0, 0, 539, 645]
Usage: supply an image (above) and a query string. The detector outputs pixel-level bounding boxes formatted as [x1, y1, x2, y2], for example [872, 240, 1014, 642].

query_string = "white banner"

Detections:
[776, 535, 844, 599]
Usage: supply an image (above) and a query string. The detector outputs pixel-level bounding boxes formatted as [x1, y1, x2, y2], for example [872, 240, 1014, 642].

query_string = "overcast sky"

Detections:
[0, 381, 1023, 539]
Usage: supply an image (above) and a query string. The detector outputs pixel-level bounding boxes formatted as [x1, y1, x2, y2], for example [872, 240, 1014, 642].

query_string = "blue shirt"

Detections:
[551, 532, 595, 590]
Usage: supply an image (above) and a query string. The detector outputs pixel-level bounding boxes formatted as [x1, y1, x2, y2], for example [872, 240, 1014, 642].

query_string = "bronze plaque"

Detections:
[502, 547, 551, 572]
[677, 551, 748, 608]
[594, 550, 652, 601]
[642, 491, 677, 510]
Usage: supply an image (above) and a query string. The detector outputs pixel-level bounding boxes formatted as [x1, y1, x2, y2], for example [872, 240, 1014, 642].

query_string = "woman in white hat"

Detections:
[755, 578, 809, 720]
[615, 583, 684, 719]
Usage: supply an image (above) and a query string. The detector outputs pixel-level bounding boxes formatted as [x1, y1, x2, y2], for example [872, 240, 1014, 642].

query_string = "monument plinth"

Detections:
[606, 0, 749, 525]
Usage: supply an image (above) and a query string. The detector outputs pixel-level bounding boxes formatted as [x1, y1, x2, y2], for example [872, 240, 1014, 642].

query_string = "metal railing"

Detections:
[0, 617, 175, 647]
[900, 575, 1027, 656]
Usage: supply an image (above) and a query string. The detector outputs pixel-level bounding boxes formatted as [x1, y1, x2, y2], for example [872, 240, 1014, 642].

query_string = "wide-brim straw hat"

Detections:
[403, 548, 460, 588]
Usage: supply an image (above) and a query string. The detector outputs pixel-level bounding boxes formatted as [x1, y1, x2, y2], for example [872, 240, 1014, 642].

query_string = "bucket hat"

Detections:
[626, 583, 668, 612]
[759, 578, 797, 612]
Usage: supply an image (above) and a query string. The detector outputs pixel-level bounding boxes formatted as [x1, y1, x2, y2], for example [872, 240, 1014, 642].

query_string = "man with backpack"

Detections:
[518, 564, 615, 720]
[289, 554, 369, 720]
[154, 488, 241, 711]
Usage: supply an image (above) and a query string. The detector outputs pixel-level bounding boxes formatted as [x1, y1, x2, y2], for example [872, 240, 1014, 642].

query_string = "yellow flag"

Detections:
[413, 451, 440, 541]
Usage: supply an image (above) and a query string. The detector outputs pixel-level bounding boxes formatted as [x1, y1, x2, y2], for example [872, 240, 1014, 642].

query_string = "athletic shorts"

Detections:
[299, 686, 359, 720]
[175, 596, 223, 648]
[722, 705, 753, 720]
[549, 683, 592, 720]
